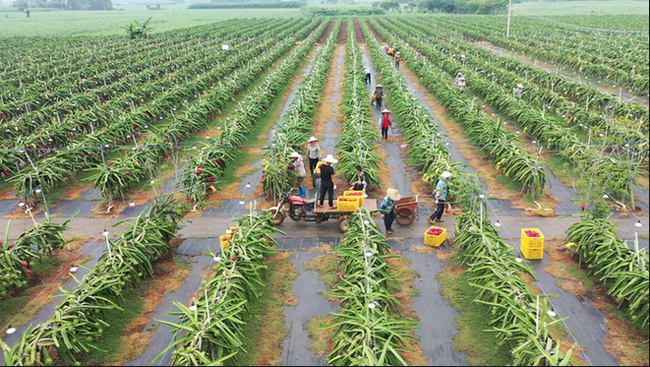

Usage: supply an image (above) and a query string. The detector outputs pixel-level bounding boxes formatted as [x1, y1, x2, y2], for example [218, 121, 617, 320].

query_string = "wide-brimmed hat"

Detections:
[387, 188, 402, 201]
[381, 109, 391, 114]
[441, 171, 452, 178]
[307, 136, 318, 143]
[376, 84, 383, 88]
[459, 77, 465, 81]
[516, 83, 524, 88]
[289, 151, 301, 158]
[461, 55, 465, 58]
[322, 154, 338, 164]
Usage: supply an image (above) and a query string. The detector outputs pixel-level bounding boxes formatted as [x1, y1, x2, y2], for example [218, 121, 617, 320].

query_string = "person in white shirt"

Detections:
[306, 136, 321, 176]
[288, 151, 307, 197]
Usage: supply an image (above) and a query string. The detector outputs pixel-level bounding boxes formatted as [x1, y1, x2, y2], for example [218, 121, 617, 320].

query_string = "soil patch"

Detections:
[317, 20, 334, 45]
[365, 20, 386, 44]
[0, 186, 17, 200]
[375, 146, 394, 194]
[59, 182, 93, 201]
[112, 256, 191, 365]
[353, 19, 364, 44]
[337, 20, 347, 44]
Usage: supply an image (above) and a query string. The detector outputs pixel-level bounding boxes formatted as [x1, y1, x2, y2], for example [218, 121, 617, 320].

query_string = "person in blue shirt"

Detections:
[381, 188, 401, 235]
[429, 171, 451, 224]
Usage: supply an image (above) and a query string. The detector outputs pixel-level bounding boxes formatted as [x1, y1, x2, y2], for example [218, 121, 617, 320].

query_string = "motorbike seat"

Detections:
[304, 198, 317, 205]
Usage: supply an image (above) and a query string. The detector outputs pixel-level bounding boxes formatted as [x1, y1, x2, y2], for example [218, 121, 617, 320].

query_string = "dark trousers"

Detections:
[430, 199, 446, 220]
[384, 208, 396, 231]
[309, 157, 319, 175]
[381, 127, 389, 140]
[375, 97, 382, 108]
[319, 183, 334, 207]
[365, 73, 371, 85]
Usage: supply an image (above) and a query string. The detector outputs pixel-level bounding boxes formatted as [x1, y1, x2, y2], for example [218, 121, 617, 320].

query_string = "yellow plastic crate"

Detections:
[424, 226, 446, 247]
[521, 242, 543, 259]
[219, 235, 230, 249]
[315, 161, 326, 174]
[343, 190, 364, 206]
[337, 196, 361, 211]
[521, 228, 544, 249]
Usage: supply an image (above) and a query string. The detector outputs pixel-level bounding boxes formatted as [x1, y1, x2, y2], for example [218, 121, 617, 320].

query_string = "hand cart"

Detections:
[394, 195, 419, 226]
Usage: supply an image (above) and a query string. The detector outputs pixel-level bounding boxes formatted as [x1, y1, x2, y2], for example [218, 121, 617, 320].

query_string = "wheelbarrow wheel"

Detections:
[395, 206, 415, 226]
[269, 209, 284, 225]
[337, 215, 351, 233]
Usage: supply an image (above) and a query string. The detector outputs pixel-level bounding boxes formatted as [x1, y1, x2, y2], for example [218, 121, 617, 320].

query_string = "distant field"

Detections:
[0, 0, 647, 37]
[513, 0, 649, 16]
[0, 6, 304, 37]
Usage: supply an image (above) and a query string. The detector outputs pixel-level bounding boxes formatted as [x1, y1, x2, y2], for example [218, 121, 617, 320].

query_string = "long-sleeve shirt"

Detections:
[293, 156, 306, 177]
[307, 144, 321, 159]
[374, 88, 384, 98]
[381, 196, 396, 211]
[435, 178, 449, 201]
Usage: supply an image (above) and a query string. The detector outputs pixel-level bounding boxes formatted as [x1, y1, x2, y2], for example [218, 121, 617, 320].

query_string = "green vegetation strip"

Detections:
[0, 195, 184, 366]
[1, 216, 71, 297]
[566, 215, 649, 335]
[333, 21, 382, 190]
[454, 196, 580, 365]
[326, 209, 418, 366]
[154, 206, 281, 366]
[261, 19, 341, 198]
[182, 20, 327, 204]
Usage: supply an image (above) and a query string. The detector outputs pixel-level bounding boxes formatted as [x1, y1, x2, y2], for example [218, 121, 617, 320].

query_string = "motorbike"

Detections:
[267, 189, 355, 232]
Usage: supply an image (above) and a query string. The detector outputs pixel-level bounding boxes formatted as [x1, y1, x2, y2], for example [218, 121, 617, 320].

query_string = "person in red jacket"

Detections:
[377, 109, 392, 140]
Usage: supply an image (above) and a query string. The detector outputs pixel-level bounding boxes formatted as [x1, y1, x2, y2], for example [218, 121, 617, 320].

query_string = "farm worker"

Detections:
[288, 151, 307, 197]
[374, 84, 384, 109]
[460, 54, 467, 65]
[384, 44, 389, 53]
[392, 43, 399, 54]
[306, 136, 321, 176]
[381, 188, 401, 235]
[454, 72, 464, 86]
[363, 65, 372, 85]
[351, 164, 367, 196]
[513, 83, 524, 97]
[416, 48, 422, 58]
[429, 171, 451, 224]
[457, 77, 466, 91]
[394, 52, 401, 68]
[377, 109, 392, 140]
[318, 155, 338, 209]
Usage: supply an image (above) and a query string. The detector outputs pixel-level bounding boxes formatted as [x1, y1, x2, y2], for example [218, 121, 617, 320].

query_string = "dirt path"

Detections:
[474, 42, 650, 107]
[280, 249, 338, 366]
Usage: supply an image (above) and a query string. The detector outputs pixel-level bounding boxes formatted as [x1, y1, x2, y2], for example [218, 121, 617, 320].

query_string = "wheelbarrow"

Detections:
[394, 195, 419, 226]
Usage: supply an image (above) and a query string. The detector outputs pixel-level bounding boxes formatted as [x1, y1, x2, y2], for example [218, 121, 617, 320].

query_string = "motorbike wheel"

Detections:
[269, 209, 285, 225]
[337, 215, 351, 233]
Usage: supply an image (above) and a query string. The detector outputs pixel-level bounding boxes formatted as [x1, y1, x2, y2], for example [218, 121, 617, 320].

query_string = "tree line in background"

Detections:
[14, 0, 112, 10]
[373, 0, 507, 14]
